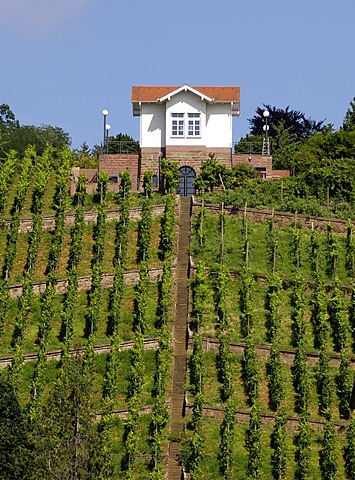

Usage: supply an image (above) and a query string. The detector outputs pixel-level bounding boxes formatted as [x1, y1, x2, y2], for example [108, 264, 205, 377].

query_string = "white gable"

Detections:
[158, 84, 214, 104]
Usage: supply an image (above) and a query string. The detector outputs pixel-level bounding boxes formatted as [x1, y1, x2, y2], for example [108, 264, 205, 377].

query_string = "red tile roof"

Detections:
[132, 85, 240, 103]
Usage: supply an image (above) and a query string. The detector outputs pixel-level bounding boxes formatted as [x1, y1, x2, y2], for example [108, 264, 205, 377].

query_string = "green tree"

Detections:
[0, 374, 29, 479]
[160, 158, 179, 194]
[270, 120, 301, 169]
[73, 142, 98, 168]
[8, 124, 71, 158]
[118, 170, 132, 202]
[143, 170, 153, 198]
[0, 103, 19, 131]
[195, 157, 222, 192]
[105, 133, 139, 154]
[28, 353, 101, 479]
[249, 104, 326, 140]
[342, 97, 355, 132]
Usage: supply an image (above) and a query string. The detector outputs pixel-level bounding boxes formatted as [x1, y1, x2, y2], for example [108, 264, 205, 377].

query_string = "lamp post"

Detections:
[262, 110, 270, 155]
[102, 109, 109, 153]
[105, 123, 111, 153]
[158, 151, 164, 194]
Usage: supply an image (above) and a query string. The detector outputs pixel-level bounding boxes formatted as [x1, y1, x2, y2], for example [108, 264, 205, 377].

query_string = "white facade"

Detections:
[140, 104, 166, 148]
[134, 85, 239, 150]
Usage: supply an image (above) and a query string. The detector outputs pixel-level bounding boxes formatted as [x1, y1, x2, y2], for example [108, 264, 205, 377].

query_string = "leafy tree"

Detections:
[7, 124, 71, 158]
[73, 142, 98, 168]
[97, 170, 110, 205]
[269, 120, 302, 169]
[231, 163, 255, 186]
[249, 104, 326, 140]
[195, 157, 220, 192]
[143, 170, 153, 198]
[0, 374, 29, 479]
[160, 158, 179, 194]
[118, 170, 132, 202]
[105, 133, 139, 154]
[0, 104, 71, 159]
[292, 130, 355, 192]
[0, 103, 19, 131]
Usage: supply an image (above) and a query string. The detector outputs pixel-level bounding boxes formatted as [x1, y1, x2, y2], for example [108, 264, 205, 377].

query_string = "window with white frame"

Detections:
[188, 113, 201, 136]
[171, 112, 201, 137]
[171, 113, 184, 136]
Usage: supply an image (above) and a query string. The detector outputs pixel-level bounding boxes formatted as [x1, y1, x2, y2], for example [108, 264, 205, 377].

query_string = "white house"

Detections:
[95, 85, 272, 196]
[132, 84, 241, 195]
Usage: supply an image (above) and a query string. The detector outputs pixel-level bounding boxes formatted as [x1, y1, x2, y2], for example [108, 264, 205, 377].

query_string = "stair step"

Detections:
[168, 197, 191, 479]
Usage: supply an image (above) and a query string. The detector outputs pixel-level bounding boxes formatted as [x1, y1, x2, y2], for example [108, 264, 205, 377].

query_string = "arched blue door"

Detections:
[178, 166, 196, 197]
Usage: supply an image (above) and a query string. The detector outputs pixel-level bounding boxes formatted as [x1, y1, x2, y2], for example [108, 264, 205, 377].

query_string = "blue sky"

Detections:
[1, 0, 354, 150]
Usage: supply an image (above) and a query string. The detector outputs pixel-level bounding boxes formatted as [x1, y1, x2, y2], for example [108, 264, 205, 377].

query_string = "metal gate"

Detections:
[177, 166, 196, 197]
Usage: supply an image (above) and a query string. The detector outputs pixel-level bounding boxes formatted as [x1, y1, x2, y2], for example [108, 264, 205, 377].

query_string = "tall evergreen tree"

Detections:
[0, 374, 29, 479]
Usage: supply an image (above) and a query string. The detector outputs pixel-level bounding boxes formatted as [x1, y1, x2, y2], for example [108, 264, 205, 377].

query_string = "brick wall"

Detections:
[85, 150, 275, 193]
[100, 154, 140, 190]
[140, 146, 232, 187]
[232, 154, 273, 178]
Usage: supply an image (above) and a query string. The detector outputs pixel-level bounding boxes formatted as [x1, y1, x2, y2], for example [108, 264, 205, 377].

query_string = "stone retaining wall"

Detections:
[193, 199, 351, 234]
[9, 266, 170, 298]
[184, 404, 348, 434]
[1, 204, 165, 233]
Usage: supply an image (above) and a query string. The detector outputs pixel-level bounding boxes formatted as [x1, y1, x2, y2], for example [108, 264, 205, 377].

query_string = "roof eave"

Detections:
[231, 101, 240, 117]
[132, 102, 141, 117]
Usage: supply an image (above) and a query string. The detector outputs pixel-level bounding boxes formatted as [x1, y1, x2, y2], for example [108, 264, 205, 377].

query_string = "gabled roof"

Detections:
[132, 84, 240, 103]
[132, 84, 240, 116]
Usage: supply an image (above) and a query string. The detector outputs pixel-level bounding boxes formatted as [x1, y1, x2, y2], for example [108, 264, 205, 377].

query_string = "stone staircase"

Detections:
[167, 197, 191, 479]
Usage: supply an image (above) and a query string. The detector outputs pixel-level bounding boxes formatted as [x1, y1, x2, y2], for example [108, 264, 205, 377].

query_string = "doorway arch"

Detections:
[178, 166, 196, 197]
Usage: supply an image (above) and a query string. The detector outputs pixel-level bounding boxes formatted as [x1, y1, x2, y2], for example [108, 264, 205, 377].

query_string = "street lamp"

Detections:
[158, 151, 164, 193]
[102, 109, 109, 153]
[262, 110, 270, 155]
[105, 123, 111, 152]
